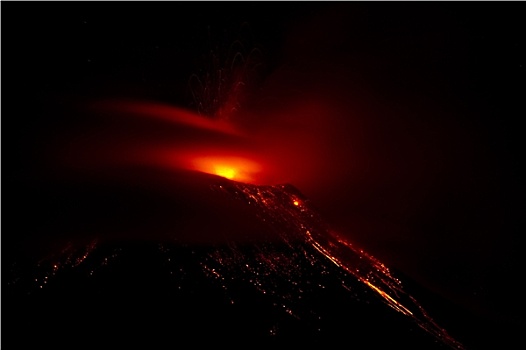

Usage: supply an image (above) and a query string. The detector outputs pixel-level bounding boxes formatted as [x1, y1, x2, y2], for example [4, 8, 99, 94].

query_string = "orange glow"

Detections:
[214, 166, 236, 179]
[86, 99, 364, 191]
[86, 99, 361, 191]
[190, 156, 262, 183]
[293, 200, 300, 206]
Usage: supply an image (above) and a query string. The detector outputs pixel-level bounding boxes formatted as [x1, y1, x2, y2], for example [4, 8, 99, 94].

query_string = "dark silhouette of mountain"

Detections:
[4, 171, 468, 348]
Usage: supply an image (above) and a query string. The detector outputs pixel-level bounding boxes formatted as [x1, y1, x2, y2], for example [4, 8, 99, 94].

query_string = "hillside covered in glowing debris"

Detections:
[5, 174, 465, 348]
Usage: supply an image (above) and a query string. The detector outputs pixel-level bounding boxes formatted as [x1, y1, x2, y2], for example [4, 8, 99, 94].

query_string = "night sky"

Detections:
[2, 1, 525, 347]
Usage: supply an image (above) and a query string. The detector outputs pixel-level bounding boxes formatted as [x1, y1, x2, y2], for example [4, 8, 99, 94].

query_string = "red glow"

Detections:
[71, 98, 363, 192]
[90, 99, 244, 136]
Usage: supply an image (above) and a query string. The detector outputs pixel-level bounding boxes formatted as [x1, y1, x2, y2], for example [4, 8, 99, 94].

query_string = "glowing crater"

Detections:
[191, 156, 262, 183]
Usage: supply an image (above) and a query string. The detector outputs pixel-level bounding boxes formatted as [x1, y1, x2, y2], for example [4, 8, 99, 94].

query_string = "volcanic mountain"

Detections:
[4, 169, 467, 348]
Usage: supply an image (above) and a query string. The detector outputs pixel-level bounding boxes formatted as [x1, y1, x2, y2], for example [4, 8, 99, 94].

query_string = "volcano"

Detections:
[2, 2, 523, 349]
[4, 170, 466, 349]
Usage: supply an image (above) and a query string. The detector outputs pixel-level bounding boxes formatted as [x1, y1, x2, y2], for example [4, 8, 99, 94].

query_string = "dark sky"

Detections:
[2, 1, 525, 336]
